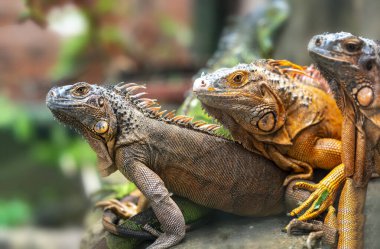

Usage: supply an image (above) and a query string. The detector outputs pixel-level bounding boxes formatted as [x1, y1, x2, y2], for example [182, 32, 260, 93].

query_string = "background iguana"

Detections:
[46, 81, 319, 248]
[308, 32, 380, 249]
[192, 59, 344, 222]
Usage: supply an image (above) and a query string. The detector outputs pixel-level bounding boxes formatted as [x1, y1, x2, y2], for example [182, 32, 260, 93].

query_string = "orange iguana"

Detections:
[192, 59, 345, 223]
[308, 32, 380, 249]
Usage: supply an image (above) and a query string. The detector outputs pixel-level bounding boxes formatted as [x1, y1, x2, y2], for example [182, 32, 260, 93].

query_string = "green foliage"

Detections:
[0, 95, 96, 168]
[93, 183, 137, 201]
[95, 0, 114, 13]
[158, 16, 192, 46]
[257, 1, 289, 58]
[51, 33, 90, 80]
[0, 199, 32, 227]
[0, 97, 34, 143]
[0, 97, 97, 227]
[177, 95, 232, 139]
[30, 127, 97, 168]
[98, 25, 124, 45]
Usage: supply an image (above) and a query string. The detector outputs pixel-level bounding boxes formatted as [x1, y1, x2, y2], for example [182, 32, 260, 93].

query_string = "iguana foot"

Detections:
[288, 164, 345, 220]
[96, 198, 138, 219]
[286, 219, 325, 249]
[286, 219, 322, 248]
[96, 189, 149, 218]
[286, 207, 337, 249]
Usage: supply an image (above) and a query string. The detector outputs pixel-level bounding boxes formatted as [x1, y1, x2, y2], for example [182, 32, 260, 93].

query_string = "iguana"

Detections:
[192, 59, 344, 222]
[308, 32, 380, 249]
[47, 81, 319, 248]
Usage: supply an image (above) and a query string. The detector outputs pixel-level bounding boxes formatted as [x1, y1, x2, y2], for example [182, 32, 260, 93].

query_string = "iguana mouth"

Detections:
[46, 98, 97, 110]
[196, 91, 253, 99]
[309, 49, 351, 65]
[47, 102, 89, 110]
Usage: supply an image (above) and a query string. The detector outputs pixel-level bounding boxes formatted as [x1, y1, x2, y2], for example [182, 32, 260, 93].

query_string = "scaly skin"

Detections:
[193, 59, 344, 222]
[308, 32, 380, 249]
[47, 82, 316, 249]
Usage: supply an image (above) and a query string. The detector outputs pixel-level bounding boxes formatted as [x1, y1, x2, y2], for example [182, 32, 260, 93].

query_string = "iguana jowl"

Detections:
[308, 32, 380, 249]
[47, 82, 313, 248]
[193, 59, 344, 222]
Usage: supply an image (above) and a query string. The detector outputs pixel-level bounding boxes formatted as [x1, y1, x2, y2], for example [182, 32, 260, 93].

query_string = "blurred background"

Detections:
[1, 0, 380, 248]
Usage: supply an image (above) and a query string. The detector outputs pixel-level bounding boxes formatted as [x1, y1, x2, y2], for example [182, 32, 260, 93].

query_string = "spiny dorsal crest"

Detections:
[265, 59, 309, 80]
[113, 82, 220, 133]
[263, 59, 331, 93]
[298, 65, 332, 94]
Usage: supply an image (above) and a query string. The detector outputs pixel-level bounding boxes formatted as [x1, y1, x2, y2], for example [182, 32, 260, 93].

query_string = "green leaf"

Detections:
[0, 199, 32, 227]
[51, 33, 90, 80]
[314, 189, 329, 210]
[13, 113, 33, 142]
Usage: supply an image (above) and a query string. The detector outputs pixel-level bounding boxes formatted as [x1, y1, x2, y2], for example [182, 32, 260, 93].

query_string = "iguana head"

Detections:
[193, 63, 286, 136]
[46, 82, 118, 176]
[308, 32, 380, 127]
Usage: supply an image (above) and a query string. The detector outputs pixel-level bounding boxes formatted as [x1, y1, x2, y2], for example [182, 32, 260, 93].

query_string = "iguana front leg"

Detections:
[126, 161, 186, 249]
[287, 137, 344, 221]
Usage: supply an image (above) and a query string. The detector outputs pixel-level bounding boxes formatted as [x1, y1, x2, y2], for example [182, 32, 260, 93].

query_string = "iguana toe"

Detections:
[289, 164, 345, 221]
[286, 217, 337, 248]
[96, 198, 138, 219]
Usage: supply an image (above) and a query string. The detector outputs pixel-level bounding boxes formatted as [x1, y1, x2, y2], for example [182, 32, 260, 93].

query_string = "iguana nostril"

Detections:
[315, 38, 322, 47]
[49, 90, 56, 97]
[193, 78, 209, 91]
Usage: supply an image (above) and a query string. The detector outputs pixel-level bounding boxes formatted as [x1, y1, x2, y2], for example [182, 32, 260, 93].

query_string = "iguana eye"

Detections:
[228, 71, 248, 87]
[73, 86, 89, 96]
[233, 74, 243, 83]
[344, 40, 362, 52]
[94, 120, 109, 134]
[257, 112, 276, 132]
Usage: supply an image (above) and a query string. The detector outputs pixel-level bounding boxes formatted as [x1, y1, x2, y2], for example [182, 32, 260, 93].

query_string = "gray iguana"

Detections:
[47, 82, 318, 248]
[307, 32, 380, 249]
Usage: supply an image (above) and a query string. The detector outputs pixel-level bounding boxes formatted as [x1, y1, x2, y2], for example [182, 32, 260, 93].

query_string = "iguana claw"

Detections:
[96, 198, 138, 219]
[289, 164, 345, 221]
[285, 206, 337, 248]
[286, 219, 326, 249]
